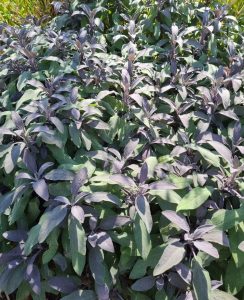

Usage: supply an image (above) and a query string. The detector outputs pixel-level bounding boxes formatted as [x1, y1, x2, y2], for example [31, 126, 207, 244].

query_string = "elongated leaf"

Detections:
[177, 187, 212, 211]
[153, 242, 185, 276]
[162, 210, 190, 232]
[50, 116, 64, 133]
[206, 141, 233, 165]
[149, 181, 176, 190]
[71, 168, 88, 196]
[99, 216, 131, 230]
[187, 144, 220, 167]
[68, 217, 86, 275]
[193, 240, 219, 258]
[45, 169, 74, 181]
[110, 174, 136, 188]
[32, 179, 49, 201]
[211, 207, 244, 230]
[71, 206, 85, 223]
[135, 195, 153, 233]
[61, 290, 96, 300]
[192, 257, 211, 300]
[96, 231, 114, 253]
[26, 263, 41, 295]
[48, 276, 79, 294]
[85, 192, 121, 206]
[131, 276, 155, 292]
[134, 214, 151, 260]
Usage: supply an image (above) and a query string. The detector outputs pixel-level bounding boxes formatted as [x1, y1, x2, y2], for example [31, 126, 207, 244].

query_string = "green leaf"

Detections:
[17, 71, 32, 91]
[69, 122, 81, 147]
[155, 290, 170, 300]
[0, 263, 27, 294]
[187, 144, 220, 167]
[38, 205, 67, 242]
[153, 242, 185, 276]
[168, 174, 192, 189]
[4, 143, 23, 174]
[134, 214, 151, 260]
[229, 223, 244, 268]
[16, 89, 42, 109]
[60, 290, 96, 300]
[177, 187, 212, 211]
[24, 205, 67, 255]
[68, 216, 86, 275]
[192, 256, 211, 300]
[211, 206, 244, 231]
[130, 245, 166, 279]
[224, 258, 244, 295]
[44, 169, 74, 181]
[135, 195, 153, 233]
[42, 229, 60, 264]
[0, 191, 14, 214]
[149, 190, 181, 204]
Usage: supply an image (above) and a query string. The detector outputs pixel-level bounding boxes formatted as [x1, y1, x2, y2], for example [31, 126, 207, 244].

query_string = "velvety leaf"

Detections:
[32, 179, 49, 201]
[50, 116, 64, 133]
[211, 207, 244, 230]
[149, 180, 176, 190]
[0, 192, 14, 214]
[96, 231, 114, 253]
[162, 210, 190, 232]
[153, 242, 185, 276]
[99, 216, 131, 230]
[61, 290, 96, 300]
[110, 174, 136, 188]
[26, 263, 41, 295]
[45, 169, 74, 181]
[23, 149, 37, 174]
[193, 240, 219, 258]
[123, 138, 139, 159]
[3, 230, 27, 242]
[48, 276, 79, 293]
[177, 187, 212, 211]
[175, 263, 192, 284]
[71, 206, 85, 223]
[68, 217, 86, 275]
[71, 168, 88, 195]
[192, 224, 215, 239]
[134, 214, 151, 260]
[135, 195, 153, 233]
[85, 192, 121, 206]
[187, 144, 220, 167]
[218, 88, 230, 109]
[4, 144, 22, 174]
[224, 258, 244, 295]
[202, 230, 229, 247]
[0, 263, 27, 295]
[11, 112, 24, 129]
[206, 141, 233, 165]
[131, 276, 155, 292]
[192, 257, 211, 300]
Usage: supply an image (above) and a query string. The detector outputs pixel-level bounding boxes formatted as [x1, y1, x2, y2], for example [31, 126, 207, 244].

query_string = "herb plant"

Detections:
[0, 0, 244, 299]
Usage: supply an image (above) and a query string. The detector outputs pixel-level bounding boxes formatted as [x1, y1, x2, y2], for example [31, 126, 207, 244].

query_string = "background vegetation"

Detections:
[0, 0, 244, 25]
[0, 0, 54, 24]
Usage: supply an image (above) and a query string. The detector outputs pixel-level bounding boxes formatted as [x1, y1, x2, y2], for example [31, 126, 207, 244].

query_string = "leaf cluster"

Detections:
[0, 0, 244, 299]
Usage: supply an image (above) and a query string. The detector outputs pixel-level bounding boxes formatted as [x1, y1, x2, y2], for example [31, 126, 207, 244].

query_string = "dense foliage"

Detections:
[0, 0, 244, 299]
[0, 0, 56, 25]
